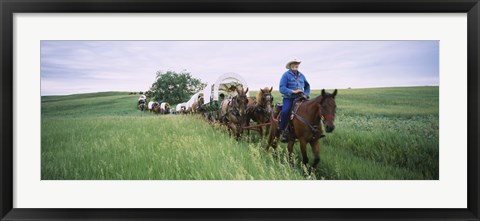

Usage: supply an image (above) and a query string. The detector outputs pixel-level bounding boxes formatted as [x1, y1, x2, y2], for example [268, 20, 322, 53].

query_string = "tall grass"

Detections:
[41, 87, 439, 180]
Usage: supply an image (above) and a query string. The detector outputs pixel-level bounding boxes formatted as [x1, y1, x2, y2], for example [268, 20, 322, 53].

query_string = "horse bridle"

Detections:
[230, 95, 247, 116]
[318, 98, 335, 124]
[255, 93, 273, 115]
[289, 95, 335, 140]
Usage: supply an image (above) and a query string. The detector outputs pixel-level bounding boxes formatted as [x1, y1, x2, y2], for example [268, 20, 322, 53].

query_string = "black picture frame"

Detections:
[1, 0, 479, 220]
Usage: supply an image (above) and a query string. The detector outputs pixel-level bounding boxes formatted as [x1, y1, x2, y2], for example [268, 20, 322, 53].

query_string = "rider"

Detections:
[279, 59, 311, 143]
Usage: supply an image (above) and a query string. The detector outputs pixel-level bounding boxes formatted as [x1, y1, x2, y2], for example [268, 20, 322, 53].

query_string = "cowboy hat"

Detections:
[285, 59, 302, 69]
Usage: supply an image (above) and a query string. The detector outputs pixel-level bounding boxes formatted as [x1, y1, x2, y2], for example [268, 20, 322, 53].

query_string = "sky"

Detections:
[41, 41, 439, 96]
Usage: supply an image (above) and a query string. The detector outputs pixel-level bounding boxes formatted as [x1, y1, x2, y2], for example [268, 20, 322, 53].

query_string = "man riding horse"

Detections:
[279, 59, 324, 143]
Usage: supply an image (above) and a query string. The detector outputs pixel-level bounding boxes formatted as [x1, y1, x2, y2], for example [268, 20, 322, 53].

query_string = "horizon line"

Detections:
[41, 85, 439, 97]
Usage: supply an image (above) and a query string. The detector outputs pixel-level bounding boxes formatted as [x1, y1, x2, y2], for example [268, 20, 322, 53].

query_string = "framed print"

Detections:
[1, 0, 479, 220]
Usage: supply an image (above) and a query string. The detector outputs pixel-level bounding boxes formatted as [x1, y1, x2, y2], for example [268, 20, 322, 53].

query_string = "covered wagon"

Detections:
[185, 91, 204, 114]
[175, 102, 187, 114]
[202, 72, 250, 122]
[160, 102, 171, 114]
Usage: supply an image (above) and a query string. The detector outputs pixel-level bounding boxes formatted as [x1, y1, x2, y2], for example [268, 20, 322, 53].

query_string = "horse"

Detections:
[196, 95, 205, 113]
[245, 87, 274, 138]
[151, 102, 161, 114]
[138, 97, 146, 111]
[219, 87, 249, 141]
[138, 101, 146, 111]
[191, 101, 198, 114]
[267, 89, 337, 169]
[191, 93, 204, 114]
[266, 104, 283, 149]
[165, 104, 171, 114]
[245, 97, 256, 128]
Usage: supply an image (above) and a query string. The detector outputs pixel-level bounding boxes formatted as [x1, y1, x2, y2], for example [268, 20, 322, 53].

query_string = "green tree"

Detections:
[149, 70, 206, 104]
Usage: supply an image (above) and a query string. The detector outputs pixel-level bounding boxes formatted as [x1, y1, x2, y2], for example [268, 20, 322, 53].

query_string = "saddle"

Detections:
[273, 94, 306, 129]
[273, 94, 308, 122]
[290, 95, 308, 118]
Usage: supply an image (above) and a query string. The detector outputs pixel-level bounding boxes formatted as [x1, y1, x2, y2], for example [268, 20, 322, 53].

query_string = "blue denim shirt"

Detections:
[279, 70, 310, 98]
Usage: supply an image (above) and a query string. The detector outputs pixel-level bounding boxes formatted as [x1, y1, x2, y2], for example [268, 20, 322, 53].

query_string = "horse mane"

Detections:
[256, 87, 270, 103]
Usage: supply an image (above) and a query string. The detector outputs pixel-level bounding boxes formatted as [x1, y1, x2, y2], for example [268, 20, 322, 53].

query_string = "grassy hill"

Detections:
[41, 86, 439, 180]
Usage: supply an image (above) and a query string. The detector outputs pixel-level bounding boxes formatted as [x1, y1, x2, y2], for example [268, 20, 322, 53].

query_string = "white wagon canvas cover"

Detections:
[160, 102, 169, 110]
[186, 91, 202, 110]
[204, 72, 250, 105]
[175, 102, 187, 112]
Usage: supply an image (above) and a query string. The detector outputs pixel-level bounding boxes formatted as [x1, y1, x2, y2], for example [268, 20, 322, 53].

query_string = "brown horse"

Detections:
[191, 101, 197, 114]
[220, 87, 249, 140]
[245, 87, 274, 138]
[267, 89, 337, 168]
[152, 102, 161, 114]
[191, 93, 204, 114]
[267, 104, 283, 149]
[196, 95, 205, 113]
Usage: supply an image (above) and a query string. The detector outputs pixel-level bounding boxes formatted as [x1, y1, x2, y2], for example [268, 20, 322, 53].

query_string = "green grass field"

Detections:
[41, 86, 439, 180]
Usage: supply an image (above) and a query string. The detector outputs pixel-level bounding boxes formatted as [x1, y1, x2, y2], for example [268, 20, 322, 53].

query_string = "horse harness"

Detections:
[228, 96, 240, 116]
[254, 92, 273, 116]
[289, 96, 329, 141]
[228, 94, 247, 117]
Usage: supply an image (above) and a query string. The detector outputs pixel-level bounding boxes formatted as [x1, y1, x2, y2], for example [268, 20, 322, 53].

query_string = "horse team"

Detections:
[136, 87, 338, 169]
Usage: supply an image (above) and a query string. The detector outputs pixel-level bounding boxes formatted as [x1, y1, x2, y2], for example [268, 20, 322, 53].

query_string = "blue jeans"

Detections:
[279, 98, 294, 131]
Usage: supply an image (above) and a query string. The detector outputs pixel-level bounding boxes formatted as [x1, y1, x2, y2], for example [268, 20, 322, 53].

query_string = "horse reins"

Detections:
[229, 96, 239, 116]
[290, 97, 335, 140]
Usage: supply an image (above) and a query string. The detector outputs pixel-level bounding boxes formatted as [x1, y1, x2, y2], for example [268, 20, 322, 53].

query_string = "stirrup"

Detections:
[280, 130, 289, 143]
